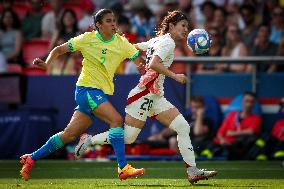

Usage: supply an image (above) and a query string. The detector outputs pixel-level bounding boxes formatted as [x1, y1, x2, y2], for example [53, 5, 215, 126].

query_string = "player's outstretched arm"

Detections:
[149, 55, 188, 84]
[33, 42, 70, 70]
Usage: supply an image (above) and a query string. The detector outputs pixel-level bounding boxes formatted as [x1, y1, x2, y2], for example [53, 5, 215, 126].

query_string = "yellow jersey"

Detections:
[68, 30, 139, 95]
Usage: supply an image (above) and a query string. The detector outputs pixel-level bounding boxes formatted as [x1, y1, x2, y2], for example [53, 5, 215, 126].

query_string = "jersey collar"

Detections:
[95, 30, 115, 43]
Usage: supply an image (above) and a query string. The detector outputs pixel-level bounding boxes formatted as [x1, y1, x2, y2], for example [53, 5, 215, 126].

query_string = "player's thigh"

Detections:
[125, 113, 145, 129]
[92, 100, 123, 127]
[61, 110, 93, 143]
[125, 95, 150, 128]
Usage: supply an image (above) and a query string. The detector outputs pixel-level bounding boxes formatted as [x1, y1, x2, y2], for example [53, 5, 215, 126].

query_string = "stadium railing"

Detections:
[173, 56, 284, 106]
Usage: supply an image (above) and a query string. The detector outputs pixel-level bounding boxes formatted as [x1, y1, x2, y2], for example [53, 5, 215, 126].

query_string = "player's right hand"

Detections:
[174, 74, 188, 84]
[33, 58, 47, 70]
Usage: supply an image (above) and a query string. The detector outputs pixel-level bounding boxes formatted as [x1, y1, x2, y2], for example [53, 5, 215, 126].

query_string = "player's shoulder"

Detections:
[115, 33, 129, 43]
[158, 34, 175, 47]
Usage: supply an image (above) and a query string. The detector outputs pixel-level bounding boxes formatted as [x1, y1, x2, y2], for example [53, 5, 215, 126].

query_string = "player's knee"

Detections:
[169, 114, 190, 135]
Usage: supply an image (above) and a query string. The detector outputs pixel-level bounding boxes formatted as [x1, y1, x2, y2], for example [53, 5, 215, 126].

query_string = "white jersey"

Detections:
[136, 33, 175, 95]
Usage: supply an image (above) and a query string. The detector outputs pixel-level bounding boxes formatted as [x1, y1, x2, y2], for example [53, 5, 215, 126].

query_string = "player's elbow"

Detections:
[149, 61, 158, 70]
[51, 44, 68, 57]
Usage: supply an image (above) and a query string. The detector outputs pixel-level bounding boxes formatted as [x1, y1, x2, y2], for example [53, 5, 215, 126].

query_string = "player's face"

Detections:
[97, 13, 117, 36]
[171, 20, 189, 41]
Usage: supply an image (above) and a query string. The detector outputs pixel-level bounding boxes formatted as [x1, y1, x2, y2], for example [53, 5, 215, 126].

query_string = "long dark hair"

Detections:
[93, 9, 113, 30]
[58, 9, 78, 34]
[0, 9, 21, 31]
[156, 10, 188, 36]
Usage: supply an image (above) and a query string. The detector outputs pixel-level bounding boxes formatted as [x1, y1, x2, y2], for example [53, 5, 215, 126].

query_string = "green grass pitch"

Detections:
[0, 160, 284, 189]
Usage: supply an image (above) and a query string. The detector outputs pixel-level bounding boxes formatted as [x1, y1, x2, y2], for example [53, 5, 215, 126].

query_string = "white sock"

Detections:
[90, 125, 142, 145]
[91, 131, 110, 145]
[169, 114, 196, 167]
[124, 124, 141, 144]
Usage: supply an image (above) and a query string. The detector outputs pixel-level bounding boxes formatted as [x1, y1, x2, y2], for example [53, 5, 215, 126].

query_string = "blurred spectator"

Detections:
[251, 97, 284, 160]
[0, 9, 23, 66]
[22, 0, 44, 40]
[197, 27, 224, 73]
[261, 0, 278, 26]
[214, 92, 262, 159]
[192, 0, 225, 29]
[147, 127, 178, 153]
[222, 23, 248, 73]
[119, 15, 139, 74]
[130, 6, 156, 42]
[48, 9, 80, 75]
[200, 1, 217, 30]
[272, 37, 284, 72]
[240, 4, 258, 52]
[0, 52, 7, 73]
[163, 0, 180, 13]
[250, 25, 278, 73]
[118, 15, 137, 43]
[211, 7, 227, 46]
[78, 0, 95, 32]
[2, 0, 13, 11]
[41, 0, 64, 39]
[185, 96, 215, 157]
[226, 1, 245, 30]
[269, 7, 284, 45]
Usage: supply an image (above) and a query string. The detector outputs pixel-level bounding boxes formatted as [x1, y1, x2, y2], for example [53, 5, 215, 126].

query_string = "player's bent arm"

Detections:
[45, 43, 70, 67]
[149, 55, 176, 79]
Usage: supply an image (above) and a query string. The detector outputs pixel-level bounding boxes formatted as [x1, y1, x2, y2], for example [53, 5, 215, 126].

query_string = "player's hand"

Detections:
[33, 58, 47, 70]
[174, 74, 188, 84]
[137, 62, 146, 75]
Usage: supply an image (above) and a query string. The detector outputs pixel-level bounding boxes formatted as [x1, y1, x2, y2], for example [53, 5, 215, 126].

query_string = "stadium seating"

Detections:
[23, 39, 49, 66]
[13, 2, 29, 20]
[8, 64, 22, 74]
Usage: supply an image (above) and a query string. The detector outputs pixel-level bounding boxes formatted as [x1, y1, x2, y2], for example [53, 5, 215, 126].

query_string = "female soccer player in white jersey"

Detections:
[76, 10, 217, 184]
[19, 9, 145, 181]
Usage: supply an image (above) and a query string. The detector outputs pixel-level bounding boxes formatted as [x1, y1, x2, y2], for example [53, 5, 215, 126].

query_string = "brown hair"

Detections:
[191, 96, 205, 106]
[156, 10, 189, 36]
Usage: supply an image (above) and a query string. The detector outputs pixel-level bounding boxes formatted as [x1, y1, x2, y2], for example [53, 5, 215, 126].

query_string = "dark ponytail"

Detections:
[156, 10, 188, 36]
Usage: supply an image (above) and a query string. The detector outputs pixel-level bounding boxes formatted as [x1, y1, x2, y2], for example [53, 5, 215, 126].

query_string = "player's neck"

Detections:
[98, 31, 113, 41]
[169, 33, 178, 44]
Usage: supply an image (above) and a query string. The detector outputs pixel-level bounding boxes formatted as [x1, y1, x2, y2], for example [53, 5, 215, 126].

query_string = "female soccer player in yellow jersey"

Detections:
[76, 10, 217, 184]
[19, 9, 144, 181]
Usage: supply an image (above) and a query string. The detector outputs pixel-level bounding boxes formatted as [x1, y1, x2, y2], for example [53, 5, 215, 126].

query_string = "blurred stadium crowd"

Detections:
[0, 0, 284, 161]
[0, 0, 284, 74]
[75, 93, 284, 161]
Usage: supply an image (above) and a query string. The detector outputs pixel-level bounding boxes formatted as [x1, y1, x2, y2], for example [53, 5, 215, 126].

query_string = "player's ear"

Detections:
[95, 22, 101, 30]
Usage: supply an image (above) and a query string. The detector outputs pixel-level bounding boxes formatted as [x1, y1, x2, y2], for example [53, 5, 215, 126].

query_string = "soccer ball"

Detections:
[187, 29, 212, 55]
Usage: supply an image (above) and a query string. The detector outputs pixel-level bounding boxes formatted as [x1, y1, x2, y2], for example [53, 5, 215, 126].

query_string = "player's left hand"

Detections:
[33, 58, 48, 70]
[174, 74, 188, 84]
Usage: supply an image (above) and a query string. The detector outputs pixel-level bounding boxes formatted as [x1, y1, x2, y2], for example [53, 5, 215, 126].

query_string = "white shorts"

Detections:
[125, 87, 174, 122]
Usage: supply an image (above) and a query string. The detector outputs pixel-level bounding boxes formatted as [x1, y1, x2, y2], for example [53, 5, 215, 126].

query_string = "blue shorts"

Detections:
[75, 86, 108, 117]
